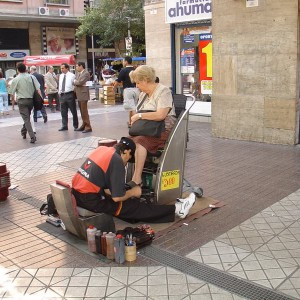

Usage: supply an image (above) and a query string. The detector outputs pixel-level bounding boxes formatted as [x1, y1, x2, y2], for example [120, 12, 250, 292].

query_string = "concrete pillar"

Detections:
[144, 1, 172, 87]
[212, 0, 299, 145]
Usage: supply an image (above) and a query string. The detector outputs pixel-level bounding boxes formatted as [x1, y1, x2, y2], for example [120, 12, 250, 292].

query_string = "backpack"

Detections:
[40, 194, 58, 216]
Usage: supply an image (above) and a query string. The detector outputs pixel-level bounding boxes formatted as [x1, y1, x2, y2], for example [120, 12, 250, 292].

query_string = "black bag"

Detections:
[116, 225, 155, 249]
[129, 94, 167, 138]
[31, 77, 44, 110]
[40, 194, 58, 216]
[129, 118, 165, 137]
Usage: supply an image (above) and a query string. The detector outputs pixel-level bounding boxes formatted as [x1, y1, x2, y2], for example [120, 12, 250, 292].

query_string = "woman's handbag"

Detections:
[129, 117, 165, 137]
[129, 94, 165, 138]
[31, 77, 44, 110]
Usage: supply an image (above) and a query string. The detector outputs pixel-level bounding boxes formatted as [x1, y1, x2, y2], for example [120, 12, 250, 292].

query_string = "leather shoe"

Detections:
[30, 136, 37, 144]
[82, 129, 92, 133]
[74, 127, 84, 131]
[58, 127, 68, 131]
[43, 116, 48, 123]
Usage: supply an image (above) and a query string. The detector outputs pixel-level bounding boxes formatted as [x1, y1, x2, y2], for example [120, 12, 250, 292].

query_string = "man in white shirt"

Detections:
[58, 63, 78, 131]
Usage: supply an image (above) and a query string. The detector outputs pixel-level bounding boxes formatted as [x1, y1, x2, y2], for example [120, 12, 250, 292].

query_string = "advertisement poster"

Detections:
[180, 48, 195, 74]
[199, 33, 212, 94]
[46, 27, 76, 55]
[183, 34, 195, 43]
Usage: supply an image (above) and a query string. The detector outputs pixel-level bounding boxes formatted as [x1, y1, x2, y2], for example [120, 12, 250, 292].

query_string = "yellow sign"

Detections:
[161, 170, 180, 191]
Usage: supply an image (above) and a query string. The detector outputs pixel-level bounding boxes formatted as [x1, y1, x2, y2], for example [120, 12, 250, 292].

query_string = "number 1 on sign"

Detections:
[202, 42, 212, 78]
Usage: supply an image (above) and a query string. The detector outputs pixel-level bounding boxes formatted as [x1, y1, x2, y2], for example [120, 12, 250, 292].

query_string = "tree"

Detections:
[77, 0, 145, 57]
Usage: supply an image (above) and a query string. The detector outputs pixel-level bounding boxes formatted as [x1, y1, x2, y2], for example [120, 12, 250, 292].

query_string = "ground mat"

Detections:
[114, 195, 225, 238]
[37, 195, 224, 261]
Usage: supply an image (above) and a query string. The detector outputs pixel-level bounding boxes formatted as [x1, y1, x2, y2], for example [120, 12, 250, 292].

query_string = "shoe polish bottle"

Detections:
[106, 232, 116, 260]
[86, 225, 97, 253]
[114, 234, 125, 264]
[95, 230, 102, 254]
[101, 232, 107, 256]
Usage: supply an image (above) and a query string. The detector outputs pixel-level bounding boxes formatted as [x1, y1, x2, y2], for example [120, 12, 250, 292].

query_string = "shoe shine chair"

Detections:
[126, 94, 203, 205]
[50, 180, 115, 239]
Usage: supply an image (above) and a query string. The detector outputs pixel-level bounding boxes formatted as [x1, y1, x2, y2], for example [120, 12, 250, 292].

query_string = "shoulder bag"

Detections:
[31, 76, 44, 110]
[129, 94, 165, 138]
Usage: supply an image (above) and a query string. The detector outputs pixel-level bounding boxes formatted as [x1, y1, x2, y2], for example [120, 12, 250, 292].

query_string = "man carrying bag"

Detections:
[9, 62, 41, 144]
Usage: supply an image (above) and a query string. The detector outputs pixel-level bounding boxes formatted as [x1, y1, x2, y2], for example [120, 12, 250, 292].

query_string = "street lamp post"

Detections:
[125, 17, 132, 56]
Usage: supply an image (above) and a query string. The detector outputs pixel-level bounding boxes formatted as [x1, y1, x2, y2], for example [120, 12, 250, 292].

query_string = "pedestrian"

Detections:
[45, 66, 60, 112]
[30, 66, 48, 123]
[74, 62, 92, 133]
[113, 56, 140, 128]
[58, 63, 78, 131]
[72, 137, 196, 223]
[8, 62, 40, 143]
[0, 71, 9, 115]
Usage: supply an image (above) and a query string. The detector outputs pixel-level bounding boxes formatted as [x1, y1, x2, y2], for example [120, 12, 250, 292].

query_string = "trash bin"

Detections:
[0, 162, 11, 202]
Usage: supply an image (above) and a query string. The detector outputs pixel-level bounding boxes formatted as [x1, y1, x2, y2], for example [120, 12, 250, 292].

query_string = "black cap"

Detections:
[120, 137, 136, 163]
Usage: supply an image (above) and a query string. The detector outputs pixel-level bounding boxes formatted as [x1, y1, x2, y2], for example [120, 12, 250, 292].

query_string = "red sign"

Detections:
[24, 55, 76, 66]
[199, 34, 212, 94]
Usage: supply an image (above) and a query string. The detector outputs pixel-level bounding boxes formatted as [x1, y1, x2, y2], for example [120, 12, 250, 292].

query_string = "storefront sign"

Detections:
[0, 50, 30, 61]
[165, 0, 212, 24]
[180, 48, 195, 74]
[246, 0, 258, 7]
[199, 33, 212, 94]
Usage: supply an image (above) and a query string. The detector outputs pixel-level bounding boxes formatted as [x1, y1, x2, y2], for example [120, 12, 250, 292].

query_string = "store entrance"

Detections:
[0, 61, 17, 79]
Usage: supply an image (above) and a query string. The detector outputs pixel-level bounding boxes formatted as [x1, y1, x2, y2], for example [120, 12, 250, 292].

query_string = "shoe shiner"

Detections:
[72, 137, 195, 223]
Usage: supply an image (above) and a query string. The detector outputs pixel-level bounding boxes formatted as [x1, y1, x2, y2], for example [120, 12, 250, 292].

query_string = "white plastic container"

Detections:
[87, 225, 97, 253]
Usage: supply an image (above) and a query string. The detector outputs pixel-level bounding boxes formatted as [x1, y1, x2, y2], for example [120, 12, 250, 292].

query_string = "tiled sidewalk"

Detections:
[187, 189, 300, 298]
[1, 103, 300, 299]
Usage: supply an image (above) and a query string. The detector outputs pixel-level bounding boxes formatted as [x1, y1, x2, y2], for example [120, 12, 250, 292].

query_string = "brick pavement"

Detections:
[0, 101, 300, 299]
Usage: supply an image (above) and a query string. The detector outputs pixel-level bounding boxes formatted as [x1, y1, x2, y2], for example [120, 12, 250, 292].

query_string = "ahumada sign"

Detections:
[165, 0, 212, 24]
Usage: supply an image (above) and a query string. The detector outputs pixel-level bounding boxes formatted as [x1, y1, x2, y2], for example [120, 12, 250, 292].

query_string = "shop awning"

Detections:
[24, 55, 76, 66]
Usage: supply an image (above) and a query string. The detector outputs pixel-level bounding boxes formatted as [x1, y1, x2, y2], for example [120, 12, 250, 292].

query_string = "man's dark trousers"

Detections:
[60, 92, 78, 129]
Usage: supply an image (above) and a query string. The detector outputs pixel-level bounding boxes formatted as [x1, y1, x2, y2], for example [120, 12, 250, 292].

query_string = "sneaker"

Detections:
[175, 193, 196, 219]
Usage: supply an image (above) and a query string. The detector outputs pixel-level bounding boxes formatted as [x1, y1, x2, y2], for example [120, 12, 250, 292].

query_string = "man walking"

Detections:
[8, 62, 41, 143]
[58, 63, 78, 131]
[45, 66, 60, 113]
[113, 56, 140, 127]
[74, 62, 92, 133]
[30, 66, 47, 123]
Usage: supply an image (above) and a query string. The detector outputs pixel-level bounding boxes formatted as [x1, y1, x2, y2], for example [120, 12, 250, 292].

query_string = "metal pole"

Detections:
[90, 0, 96, 88]
[126, 17, 132, 56]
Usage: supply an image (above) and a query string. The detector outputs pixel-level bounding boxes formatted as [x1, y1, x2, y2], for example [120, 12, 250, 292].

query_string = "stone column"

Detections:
[144, 0, 172, 88]
[212, 0, 299, 145]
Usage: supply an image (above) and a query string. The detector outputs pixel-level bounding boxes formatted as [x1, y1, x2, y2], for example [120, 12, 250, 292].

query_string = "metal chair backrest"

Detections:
[172, 94, 187, 118]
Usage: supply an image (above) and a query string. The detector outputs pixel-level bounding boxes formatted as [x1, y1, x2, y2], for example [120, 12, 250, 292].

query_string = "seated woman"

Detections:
[128, 65, 176, 187]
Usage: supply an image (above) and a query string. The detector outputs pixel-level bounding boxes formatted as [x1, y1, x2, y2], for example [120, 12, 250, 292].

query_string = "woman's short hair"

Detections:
[130, 65, 156, 83]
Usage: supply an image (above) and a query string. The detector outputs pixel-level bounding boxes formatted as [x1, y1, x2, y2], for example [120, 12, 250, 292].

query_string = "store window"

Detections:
[176, 23, 212, 103]
[0, 29, 29, 50]
[46, 0, 69, 4]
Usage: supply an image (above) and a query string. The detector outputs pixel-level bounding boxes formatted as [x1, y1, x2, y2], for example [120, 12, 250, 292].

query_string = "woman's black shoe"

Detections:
[21, 132, 26, 139]
[30, 136, 37, 144]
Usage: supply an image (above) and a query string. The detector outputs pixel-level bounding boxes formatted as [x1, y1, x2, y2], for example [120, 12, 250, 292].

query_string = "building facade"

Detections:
[0, 0, 87, 77]
[144, 0, 300, 145]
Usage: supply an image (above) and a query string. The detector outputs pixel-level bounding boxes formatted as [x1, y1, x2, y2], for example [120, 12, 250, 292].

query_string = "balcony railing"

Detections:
[45, 0, 69, 5]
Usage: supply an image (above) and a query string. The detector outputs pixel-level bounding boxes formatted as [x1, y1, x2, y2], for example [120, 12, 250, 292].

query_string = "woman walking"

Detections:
[0, 72, 9, 115]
